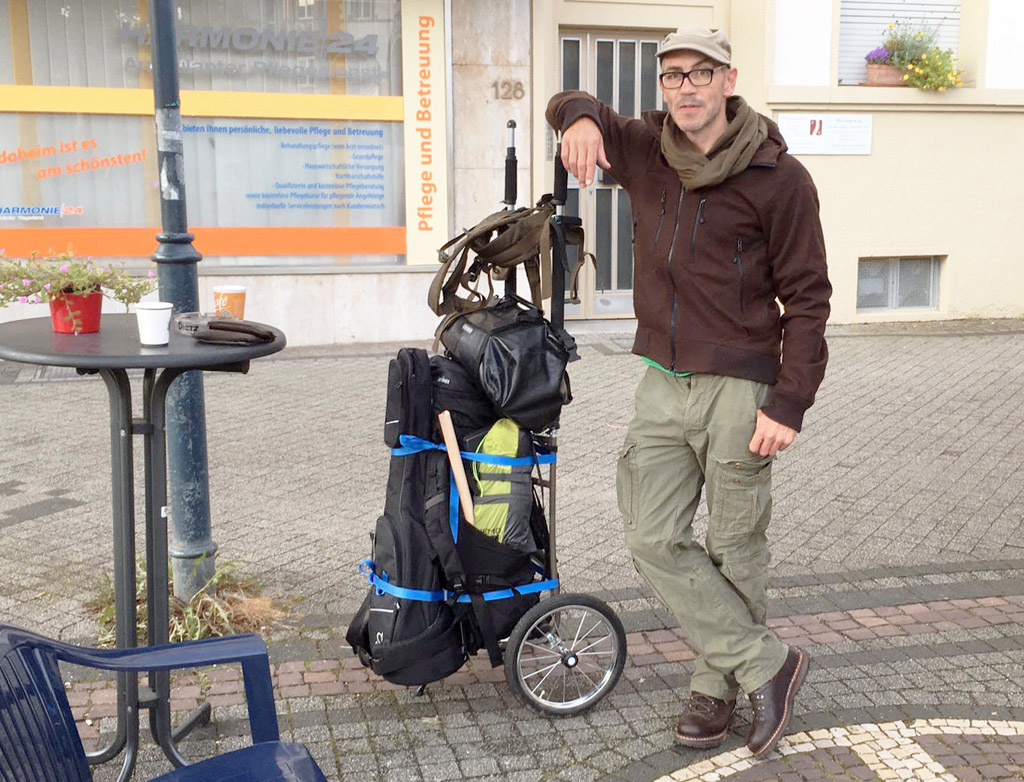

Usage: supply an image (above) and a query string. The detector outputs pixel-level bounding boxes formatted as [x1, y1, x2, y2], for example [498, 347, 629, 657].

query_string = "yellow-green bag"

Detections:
[468, 418, 535, 551]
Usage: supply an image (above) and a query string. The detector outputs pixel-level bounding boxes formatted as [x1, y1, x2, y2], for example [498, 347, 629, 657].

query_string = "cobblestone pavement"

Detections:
[2, 318, 1023, 781]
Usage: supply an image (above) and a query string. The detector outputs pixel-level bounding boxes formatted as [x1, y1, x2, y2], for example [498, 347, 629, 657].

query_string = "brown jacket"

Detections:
[546, 91, 831, 431]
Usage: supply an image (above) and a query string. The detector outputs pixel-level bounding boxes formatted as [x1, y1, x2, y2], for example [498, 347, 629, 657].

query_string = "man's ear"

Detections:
[723, 67, 738, 97]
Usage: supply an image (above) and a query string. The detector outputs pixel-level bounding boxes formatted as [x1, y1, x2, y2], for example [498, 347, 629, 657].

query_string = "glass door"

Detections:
[559, 30, 666, 318]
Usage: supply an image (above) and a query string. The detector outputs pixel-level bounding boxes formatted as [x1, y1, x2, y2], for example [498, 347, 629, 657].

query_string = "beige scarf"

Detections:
[660, 96, 768, 190]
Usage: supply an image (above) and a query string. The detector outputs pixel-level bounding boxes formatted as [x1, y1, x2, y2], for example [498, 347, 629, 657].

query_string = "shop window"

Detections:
[838, 0, 960, 85]
[12, 0, 400, 95]
[857, 257, 941, 310]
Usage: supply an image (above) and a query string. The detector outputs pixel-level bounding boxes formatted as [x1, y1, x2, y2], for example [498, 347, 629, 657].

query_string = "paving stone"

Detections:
[10, 326, 1024, 781]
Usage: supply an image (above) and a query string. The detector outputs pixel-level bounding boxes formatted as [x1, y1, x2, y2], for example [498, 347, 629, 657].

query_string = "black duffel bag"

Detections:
[438, 294, 571, 433]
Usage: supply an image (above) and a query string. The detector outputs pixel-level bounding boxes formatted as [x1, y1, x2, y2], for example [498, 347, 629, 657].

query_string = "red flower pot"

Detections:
[49, 292, 103, 334]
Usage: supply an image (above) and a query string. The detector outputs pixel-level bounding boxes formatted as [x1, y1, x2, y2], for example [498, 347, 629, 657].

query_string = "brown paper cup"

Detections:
[213, 285, 246, 320]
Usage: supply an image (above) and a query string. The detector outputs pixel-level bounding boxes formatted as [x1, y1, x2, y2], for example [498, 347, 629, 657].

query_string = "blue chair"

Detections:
[0, 624, 328, 782]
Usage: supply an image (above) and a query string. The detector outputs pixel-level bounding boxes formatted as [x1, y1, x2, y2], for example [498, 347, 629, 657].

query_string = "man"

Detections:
[547, 27, 831, 757]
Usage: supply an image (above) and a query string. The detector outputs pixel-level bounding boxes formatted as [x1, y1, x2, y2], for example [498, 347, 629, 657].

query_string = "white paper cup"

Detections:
[213, 285, 246, 319]
[136, 301, 174, 346]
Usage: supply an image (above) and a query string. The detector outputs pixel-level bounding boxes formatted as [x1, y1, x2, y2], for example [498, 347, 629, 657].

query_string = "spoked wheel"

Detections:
[505, 593, 626, 716]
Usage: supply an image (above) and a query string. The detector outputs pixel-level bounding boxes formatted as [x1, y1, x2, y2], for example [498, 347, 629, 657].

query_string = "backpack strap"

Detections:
[468, 592, 504, 668]
[428, 199, 559, 319]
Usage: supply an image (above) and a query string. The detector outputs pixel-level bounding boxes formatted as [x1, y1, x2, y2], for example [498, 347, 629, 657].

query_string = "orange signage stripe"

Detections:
[0, 226, 407, 258]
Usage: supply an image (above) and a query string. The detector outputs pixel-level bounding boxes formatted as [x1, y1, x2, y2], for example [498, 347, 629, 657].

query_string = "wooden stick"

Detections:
[438, 410, 475, 526]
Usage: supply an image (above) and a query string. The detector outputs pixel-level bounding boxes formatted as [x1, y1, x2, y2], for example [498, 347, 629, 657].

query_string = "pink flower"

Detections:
[17, 296, 27, 303]
[22, 279, 31, 285]
[147, 270, 157, 279]
[44, 283, 51, 290]
[60, 264, 68, 273]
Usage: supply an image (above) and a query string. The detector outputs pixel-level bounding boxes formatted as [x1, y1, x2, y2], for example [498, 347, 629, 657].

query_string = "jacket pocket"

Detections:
[731, 238, 746, 317]
[709, 456, 771, 544]
[616, 441, 639, 531]
[652, 189, 667, 248]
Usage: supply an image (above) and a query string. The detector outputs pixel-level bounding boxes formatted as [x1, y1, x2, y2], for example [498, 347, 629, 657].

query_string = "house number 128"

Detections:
[492, 80, 525, 100]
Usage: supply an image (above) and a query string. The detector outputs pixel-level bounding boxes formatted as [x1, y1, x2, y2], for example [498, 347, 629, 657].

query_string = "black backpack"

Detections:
[346, 348, 544, 686]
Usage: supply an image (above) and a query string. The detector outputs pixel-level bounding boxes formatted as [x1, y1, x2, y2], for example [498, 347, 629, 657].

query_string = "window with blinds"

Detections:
[838, 1, 960, 85]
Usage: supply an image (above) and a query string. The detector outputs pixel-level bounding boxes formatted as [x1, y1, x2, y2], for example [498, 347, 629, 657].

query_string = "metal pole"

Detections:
[148, 0, 217, 601]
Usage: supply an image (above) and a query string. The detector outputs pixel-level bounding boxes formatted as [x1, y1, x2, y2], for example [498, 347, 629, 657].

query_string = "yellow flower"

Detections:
[902, 73, 910, 81]
[889, 23, 895, 29]
[938, 86, 945, 92]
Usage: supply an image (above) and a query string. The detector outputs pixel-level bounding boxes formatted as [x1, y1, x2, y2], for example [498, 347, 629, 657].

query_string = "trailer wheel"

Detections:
[505, 593, 626, 716]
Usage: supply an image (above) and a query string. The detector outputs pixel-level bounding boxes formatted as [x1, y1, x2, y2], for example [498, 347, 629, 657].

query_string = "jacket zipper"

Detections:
[653, 189, 667, 246]
[690, 196, 706, 258]
[732, 238, 745, 315]
[666, 189, 685, 370]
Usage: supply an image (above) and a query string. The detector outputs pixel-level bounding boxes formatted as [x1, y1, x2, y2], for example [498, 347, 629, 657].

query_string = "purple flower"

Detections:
[147, 270, 157, 279]
[865, 46, 891, 64]
[60, 264, 68, 272]
[21, 278, 31, 286]
[44, 283, 51, 291]
[18, 296, 27, 303]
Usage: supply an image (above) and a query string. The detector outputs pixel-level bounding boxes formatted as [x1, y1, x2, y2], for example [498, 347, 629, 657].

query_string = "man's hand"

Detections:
[560, 117, 610, 187]
[748, 410, 797, 457]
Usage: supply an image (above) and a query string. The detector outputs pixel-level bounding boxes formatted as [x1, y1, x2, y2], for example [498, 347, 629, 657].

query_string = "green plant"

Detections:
[880, 21, 936, 69]
[86, 558, 288, 647]
[869, 21, 963, 91]
[901, 46, 963, 91]
[0, 249, 157, 330]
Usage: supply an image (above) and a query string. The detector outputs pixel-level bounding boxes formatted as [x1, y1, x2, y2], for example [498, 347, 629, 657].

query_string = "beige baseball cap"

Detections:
[656, 26, 731, 65]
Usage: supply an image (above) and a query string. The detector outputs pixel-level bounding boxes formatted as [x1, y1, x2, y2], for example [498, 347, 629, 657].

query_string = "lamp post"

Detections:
[147, 0, 216, 601]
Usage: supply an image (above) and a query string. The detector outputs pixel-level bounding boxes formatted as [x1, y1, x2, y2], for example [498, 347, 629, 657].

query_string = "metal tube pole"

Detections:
[148, 0, 217, 600]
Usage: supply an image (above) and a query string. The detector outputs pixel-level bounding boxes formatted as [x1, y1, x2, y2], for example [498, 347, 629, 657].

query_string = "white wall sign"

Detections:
[777, 114, 873, 155]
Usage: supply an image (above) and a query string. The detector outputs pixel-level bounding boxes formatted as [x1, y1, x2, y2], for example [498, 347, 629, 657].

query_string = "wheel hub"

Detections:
[562, 652, 578, 668]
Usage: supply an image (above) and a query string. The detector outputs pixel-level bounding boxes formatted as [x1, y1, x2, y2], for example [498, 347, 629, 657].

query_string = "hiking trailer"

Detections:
[480, 122, 627, 715]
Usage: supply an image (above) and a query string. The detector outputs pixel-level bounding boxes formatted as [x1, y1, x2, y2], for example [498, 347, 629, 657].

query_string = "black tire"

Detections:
[504, 593, 626, 716]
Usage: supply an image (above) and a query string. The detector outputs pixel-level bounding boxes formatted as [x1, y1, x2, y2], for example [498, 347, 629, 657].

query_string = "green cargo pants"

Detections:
[617, 368, 788, 700]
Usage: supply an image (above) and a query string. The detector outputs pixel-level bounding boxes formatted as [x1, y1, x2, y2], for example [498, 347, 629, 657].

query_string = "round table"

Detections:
[0, 314, 285, 779]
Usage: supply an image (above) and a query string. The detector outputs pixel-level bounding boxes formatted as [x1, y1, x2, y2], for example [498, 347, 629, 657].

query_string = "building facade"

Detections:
[2, 0, 1023, 344]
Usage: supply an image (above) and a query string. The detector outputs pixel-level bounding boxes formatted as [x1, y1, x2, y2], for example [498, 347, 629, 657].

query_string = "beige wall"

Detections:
[791, 109, 1024, 321]
[450, 0, 533, 231]
[751, 0, 1024, 323]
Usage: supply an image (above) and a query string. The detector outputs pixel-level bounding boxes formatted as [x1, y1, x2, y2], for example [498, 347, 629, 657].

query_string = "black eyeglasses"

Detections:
[659, 66, 725, 89]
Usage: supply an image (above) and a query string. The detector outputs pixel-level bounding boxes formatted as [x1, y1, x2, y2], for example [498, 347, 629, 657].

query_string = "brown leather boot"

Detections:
[746, 648, 809, 758]
[673, 693, 736, 748]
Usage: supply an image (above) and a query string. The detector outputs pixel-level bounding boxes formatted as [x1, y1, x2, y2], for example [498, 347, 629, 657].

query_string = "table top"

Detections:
[0, 315, 286, 370]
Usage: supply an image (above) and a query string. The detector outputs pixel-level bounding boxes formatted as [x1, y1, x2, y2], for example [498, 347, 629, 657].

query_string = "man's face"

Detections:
[659, 50, 737, 139]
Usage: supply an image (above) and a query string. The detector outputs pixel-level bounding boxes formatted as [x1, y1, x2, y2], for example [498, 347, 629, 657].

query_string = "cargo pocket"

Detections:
[616, 441, 639, 531]
[709, 457, 771, 543]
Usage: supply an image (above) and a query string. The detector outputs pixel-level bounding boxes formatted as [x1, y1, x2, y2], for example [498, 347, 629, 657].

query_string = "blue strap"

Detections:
[394, 434, 556, 466]
[453, 578, 559, 603]
[449, 473, 460, 543]
[374, 576, 447, 603]
[391, 435, 445, 456]
[361, 560, 448, 602]
[359, 559, 559, 603]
